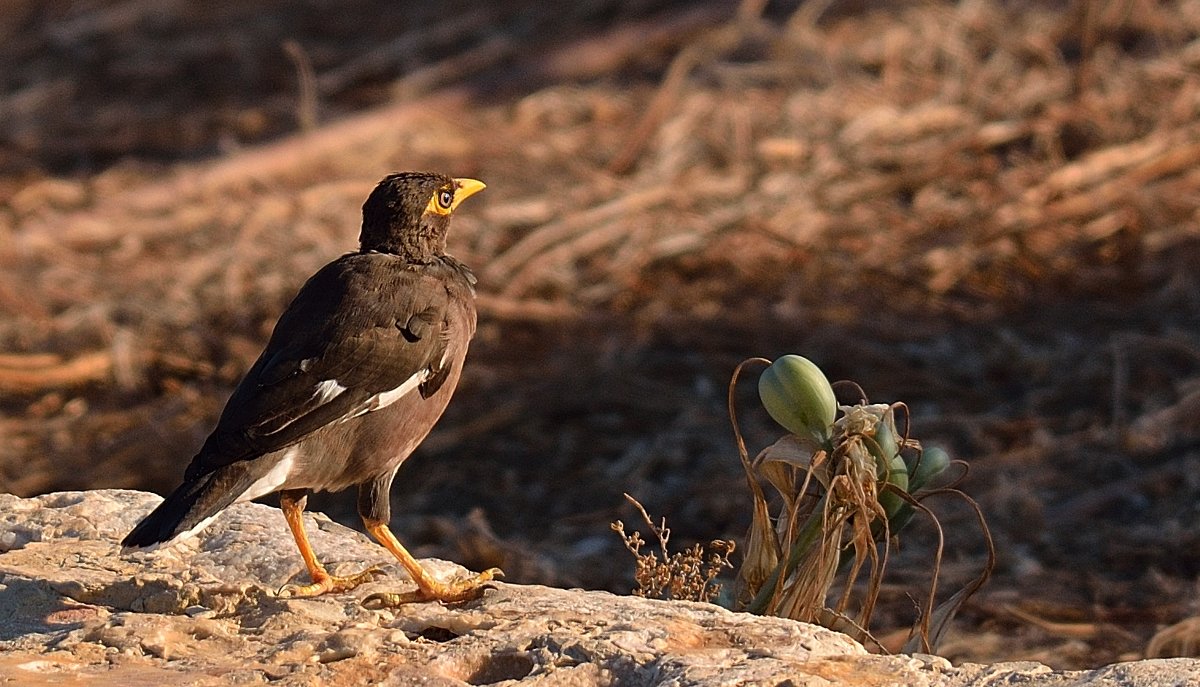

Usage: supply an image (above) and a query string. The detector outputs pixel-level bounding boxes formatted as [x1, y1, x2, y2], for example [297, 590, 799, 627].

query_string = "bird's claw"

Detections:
[278, 565, 385, 598]
[362, 567, 503, 609]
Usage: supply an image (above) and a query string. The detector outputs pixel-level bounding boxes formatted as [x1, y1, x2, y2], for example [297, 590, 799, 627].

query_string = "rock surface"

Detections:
[0, 491, 1196, 686]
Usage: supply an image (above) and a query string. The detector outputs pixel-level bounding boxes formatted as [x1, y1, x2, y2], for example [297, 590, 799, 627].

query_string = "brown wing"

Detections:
[184, 253, 462, 480]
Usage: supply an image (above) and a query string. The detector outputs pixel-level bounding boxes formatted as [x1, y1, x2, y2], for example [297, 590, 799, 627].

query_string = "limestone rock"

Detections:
[0, 490, 1196, 686]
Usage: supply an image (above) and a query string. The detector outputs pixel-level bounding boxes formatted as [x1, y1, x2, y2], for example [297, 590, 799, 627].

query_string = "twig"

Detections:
[0, 352, 61, 368]
[25, 90, 471, 247]
[483, 184, 675, 287]
[607, 0, 767, 175]
[315, 7, 498, 95]
[535, 5, 732, 81]
[392, 35, 515, 100]
[1003, 604, 1104, 639]
[0, 351, 113, 393]
[283, 40, 318, 132]
[474, 294, 576, 322]
[624, 492, 671, 555]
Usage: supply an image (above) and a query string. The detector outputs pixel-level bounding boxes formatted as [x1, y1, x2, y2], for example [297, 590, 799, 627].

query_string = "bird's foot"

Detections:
[362, 567, 503, 609]
[278, 565, 384, 598]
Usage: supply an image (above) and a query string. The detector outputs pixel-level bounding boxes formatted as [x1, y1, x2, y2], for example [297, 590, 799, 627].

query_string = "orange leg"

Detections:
[277, 490, 381, 598]
[360, 518, 502, 608]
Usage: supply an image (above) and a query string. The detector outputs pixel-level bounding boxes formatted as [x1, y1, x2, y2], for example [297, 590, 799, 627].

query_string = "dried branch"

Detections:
[0, 351, 113, 393]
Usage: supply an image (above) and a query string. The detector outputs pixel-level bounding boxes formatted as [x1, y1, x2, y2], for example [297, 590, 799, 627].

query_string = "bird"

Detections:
[122, 171, 498, 606]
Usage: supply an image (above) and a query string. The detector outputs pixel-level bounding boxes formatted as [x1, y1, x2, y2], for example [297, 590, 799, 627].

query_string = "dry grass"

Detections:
[611, 493, 734, 604]
[4, 0, 1200, 668]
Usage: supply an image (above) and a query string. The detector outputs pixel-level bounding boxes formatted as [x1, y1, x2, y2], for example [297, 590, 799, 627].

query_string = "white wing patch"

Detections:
[131, 447, 302, 553]
[124, 510, 223, 554]
[374, 369, 429, 407]
[158, 512, 222, 551]
[239, 447, 300, 503]
[342, 369, 430, 421]
[313, 378, 346, 404]
[257, 380, 347, 438]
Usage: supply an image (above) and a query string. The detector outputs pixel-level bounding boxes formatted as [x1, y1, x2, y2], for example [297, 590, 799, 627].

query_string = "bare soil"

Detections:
[4, 0, 1200, 670]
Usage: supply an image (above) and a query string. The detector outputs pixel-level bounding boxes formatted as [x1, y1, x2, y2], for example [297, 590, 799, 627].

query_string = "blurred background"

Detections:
[4, 0, 1200, 669]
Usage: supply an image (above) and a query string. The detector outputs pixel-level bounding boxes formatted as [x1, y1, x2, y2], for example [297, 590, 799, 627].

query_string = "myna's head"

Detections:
[360, 172, 485, 259]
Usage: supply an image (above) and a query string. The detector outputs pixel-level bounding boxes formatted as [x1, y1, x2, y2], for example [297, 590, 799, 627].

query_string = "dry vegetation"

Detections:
[4, 0, 1200, 670]
[725, 356, 993, 655]
[612, 493, 735, 604]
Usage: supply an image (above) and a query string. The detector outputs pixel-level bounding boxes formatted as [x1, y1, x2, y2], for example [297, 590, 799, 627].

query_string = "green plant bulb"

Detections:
[871, 415, 909, 518]
[758, 355, 837, 444]
[909, 445, 951, 492]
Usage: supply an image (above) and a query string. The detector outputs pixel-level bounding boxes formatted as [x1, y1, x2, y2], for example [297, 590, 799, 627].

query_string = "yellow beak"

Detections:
[451, 178, 486, 211]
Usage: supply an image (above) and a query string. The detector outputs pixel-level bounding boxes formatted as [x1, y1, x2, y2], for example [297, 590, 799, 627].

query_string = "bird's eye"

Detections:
[438, 189, 454, 209]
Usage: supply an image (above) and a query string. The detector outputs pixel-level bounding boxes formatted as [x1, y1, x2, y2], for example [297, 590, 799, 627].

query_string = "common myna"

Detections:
[123, 171, 497, 605]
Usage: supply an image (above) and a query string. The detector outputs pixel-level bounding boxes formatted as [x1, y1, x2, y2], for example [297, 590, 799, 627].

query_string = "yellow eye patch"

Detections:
[424, 178, 486, 216]
[425, 186, 455, 216]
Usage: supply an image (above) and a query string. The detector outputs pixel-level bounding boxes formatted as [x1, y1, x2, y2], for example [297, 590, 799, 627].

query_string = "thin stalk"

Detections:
[746, 491, 829, 615]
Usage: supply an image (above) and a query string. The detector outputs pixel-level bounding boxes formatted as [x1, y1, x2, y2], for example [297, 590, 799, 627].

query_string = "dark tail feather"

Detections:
[122, 468, 244, 549]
